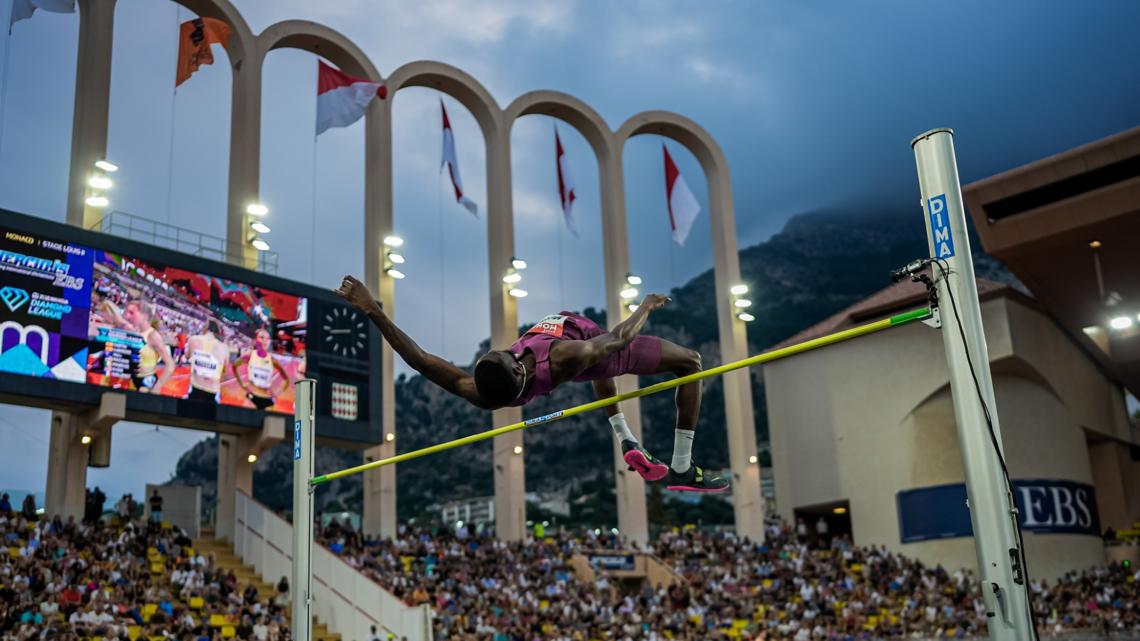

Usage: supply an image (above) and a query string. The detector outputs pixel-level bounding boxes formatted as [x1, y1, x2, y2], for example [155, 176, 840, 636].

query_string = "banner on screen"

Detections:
[896, 479, 1100, 543]
[0, 228, 306, 414]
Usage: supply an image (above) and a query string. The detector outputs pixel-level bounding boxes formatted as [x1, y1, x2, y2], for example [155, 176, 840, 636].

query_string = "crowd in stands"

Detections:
[0, 493, 292, 641]
[315, 516, 1140, 641]
[4, 486, 1138, 641]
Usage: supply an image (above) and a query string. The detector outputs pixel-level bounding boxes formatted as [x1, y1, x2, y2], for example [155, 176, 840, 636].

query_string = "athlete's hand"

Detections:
[639, 293, 671, 312]
[334, 275, 375, 311]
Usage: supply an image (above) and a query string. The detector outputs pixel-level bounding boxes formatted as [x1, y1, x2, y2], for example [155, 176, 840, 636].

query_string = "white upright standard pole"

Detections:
[911, 129, 1035, 640]
[292, 379, 316, 641]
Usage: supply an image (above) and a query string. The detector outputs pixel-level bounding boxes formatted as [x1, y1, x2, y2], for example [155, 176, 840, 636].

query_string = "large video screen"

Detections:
[0, 227, 306, 414]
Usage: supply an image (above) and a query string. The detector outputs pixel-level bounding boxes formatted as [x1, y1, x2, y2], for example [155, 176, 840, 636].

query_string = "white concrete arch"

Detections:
[505, 91, 612, 161]
[382, 60, 528, 539]
[387, 61, 502, 138]
[616, 109, 764, 538]
[505, 91, 654, 542]
[258, 20, 380, 82]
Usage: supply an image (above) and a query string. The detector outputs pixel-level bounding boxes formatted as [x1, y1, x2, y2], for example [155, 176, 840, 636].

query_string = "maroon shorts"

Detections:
[568, 314, 663, 381]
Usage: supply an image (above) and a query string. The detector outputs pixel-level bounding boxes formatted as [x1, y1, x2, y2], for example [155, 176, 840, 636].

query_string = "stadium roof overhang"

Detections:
[962, 126, 1140, 398]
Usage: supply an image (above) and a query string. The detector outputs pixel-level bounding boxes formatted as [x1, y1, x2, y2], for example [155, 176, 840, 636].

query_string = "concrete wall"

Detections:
[766, 296, 1126, 580]
[233, 491, 432, 641]
[145, 483, 201, 539]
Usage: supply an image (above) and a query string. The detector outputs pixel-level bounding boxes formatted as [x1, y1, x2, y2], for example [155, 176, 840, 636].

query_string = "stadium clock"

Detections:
[321, 306, 367, 359]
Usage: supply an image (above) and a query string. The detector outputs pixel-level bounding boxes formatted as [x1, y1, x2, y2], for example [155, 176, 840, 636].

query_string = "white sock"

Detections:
[672, 429, 695, 472]
[609, 413, 636, 443]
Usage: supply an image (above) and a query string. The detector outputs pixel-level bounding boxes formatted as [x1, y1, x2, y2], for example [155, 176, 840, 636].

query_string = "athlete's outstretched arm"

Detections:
[335, 275, 491, 408]
[550, 293, 670, 376]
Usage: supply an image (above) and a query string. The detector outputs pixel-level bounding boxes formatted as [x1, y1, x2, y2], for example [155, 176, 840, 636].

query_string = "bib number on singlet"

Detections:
[249, 363, 273, 389]
[525, 314, 568, 338]
[191, 352, 221, 380]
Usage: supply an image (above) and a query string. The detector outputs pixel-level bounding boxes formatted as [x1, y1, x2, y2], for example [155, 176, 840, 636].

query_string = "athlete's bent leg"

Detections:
[651, 339, 728, 493]
[593, 378, 668, 482]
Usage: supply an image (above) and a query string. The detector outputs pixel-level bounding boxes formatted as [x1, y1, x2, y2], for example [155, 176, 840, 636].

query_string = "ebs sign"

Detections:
[897, 479, 1100, 543]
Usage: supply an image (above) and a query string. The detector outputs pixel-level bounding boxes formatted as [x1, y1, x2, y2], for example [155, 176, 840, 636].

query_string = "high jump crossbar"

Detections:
[310, 306, 932, 486]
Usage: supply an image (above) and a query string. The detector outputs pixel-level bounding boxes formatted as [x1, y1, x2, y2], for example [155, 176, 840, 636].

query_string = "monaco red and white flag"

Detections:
[663, 145, 701, 246]
[316, 60, 386, 136]
[554, 125, 578, 236]
[441, 101, 478, 216]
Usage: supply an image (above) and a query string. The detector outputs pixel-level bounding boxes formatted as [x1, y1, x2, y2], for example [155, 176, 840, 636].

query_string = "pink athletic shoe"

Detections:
[621, 441, 669, 482]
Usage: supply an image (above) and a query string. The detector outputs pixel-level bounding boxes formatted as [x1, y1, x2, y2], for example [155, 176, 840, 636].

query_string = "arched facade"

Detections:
[58, 0, 763, 547]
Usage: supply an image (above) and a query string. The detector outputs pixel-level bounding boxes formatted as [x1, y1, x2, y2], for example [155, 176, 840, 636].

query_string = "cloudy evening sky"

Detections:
[1, 0, 1138, 499]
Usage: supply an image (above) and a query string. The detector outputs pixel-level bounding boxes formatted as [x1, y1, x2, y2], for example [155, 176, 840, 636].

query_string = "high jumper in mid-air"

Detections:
[335, 275, 728, 493]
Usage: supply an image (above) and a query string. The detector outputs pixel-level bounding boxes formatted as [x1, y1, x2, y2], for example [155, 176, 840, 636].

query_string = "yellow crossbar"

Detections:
[311, 307, 931, 485]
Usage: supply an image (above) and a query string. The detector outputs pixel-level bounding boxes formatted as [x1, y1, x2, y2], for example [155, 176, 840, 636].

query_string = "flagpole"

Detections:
[310, 131, 318, 282]
[553, 122, 566, 306]
[0, 0, 15, 160]
[165, 3, 180, 224]
[557, 192, 565, 306]
[438, 155, 446, 358]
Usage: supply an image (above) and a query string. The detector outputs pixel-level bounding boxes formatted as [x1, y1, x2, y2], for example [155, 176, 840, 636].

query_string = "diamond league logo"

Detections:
[0, 286, 30, 312]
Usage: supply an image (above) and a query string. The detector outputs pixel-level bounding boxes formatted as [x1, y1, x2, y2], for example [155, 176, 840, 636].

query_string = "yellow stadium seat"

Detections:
[151, 637, 166, 641]
[7, 547, 19, 557]
[150, 562, 163, 574]
[142, 604, 157, 622]
[184, 547, 194, 556]
[221, 625, 236, 639]
[189, 596, 204, 610]
[210, 614, 226, 628]
[733, 619, 748, 630]
[93, 636, 104, 641]
[127, 625, 141, 641]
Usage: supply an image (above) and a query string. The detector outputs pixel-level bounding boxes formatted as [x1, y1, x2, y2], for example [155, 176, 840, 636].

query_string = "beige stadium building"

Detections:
[765, 126, 1140, 581]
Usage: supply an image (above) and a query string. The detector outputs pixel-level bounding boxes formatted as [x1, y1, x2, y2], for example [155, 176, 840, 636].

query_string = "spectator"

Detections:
[0, 493, 11, 516]
[367, 624, 383, 641]
[149, 488, 164, 523]
[274, 576, 290, 609]
[20, 493, 36, 520]
[815, 515, 830, 548]
[117, 493, 132, 520]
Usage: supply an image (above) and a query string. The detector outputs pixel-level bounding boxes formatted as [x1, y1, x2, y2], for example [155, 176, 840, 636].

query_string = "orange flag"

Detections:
[176, 17, 231, 86]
